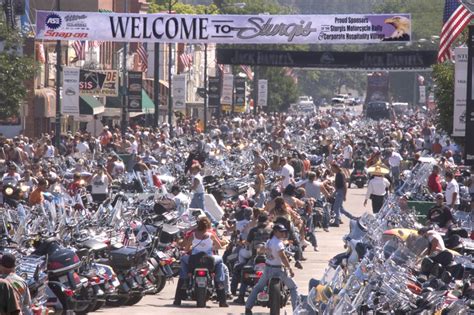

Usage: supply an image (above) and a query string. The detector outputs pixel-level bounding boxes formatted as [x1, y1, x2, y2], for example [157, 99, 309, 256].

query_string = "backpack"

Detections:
[252, 226, 271, 245]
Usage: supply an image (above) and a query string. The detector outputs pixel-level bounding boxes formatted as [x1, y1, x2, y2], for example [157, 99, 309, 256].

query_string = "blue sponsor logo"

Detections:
[45, 13, 62, 29]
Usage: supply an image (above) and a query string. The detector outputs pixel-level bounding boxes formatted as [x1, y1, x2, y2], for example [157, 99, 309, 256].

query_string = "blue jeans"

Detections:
[245, 266, 299, 310]
[391, 166, 400, 187]
[179, 254, 226, 283]
[190, 192, 205, 211]
[333, 189, 355, 221]
[303, 213, 317, 247]
[255, 191, 266, 208]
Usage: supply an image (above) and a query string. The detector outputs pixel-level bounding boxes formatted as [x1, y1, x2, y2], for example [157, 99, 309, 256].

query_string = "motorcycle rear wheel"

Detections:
[105, 296, 127, 307]
[196, 286, 207, 308]
[269, 279, 281, 315]
[154, 275, 167, 294]
[124, 294, 143, 306]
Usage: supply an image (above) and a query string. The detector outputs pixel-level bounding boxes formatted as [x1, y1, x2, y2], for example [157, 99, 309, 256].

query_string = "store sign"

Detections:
[127, 71, 142, 112]
[62, 67, 80, 115]
[80, 70, 119, 96]
[217, 49, 436, 69]
[36, 11, 411, 44]
[453, 47, 468, 137]
[208, 76, 220, 107]
[173, 74, 186, 110]
[257, 79, 268, 107]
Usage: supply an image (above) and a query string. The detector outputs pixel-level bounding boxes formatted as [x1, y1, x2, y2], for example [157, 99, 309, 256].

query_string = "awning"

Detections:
[159, 80, 169, 89]
[129, 89, 155, 117]
[34, 88, 56, 118]
[79, 95, 105, 115]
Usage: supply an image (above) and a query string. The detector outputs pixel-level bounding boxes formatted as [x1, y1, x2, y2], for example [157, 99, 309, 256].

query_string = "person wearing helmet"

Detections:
[244, 224, 299, 315]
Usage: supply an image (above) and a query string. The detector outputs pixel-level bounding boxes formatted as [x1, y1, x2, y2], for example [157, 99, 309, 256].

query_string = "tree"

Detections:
[432, 63, 454, 135]
[0, 18, 35, 120]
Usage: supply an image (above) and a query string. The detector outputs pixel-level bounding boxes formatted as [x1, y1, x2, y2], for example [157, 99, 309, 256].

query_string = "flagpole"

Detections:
[121, 0, 129, 136]
[153, 43, 160, 128]
[203, 43, 208, 132]
[54, 0, 61, 147]
[167, 0, 175, 138]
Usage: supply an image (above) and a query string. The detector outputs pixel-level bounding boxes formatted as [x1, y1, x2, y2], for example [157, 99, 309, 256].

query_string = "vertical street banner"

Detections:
[208, 76, 220, 107]
[221, 74, 234, 112]
[465, 26, 474, 165]
[257, 79, 268, 107]
[418, 86, 426, 104]
[234, 77, 246, 113]
[62, 67, 80, 115]
[128, 71, 142, 112]
[173, 74, 186, 110]
[453, 47, 468, 137]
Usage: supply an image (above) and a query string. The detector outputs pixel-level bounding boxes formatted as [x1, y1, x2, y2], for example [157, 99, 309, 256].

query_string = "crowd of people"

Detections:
[0, 106, 470, 314]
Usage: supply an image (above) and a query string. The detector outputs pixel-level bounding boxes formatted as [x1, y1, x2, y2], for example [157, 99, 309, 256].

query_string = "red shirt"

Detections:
[427, 173, 442, 193]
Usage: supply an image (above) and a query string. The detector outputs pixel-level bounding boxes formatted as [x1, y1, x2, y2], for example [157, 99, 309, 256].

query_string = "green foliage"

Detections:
[431, 63, 454, 135]
[0, 19, 35, 119]
[149, 1, 219, 14]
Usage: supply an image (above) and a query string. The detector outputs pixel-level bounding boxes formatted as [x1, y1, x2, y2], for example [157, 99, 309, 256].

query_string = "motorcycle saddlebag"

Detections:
[48, 249, 81, 276]
[109, 246, 148, 269]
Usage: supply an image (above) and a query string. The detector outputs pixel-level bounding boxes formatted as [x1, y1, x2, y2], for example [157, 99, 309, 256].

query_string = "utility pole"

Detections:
[153, 42, 160, 128]
[203, 43, 208, 132]
[54, 0, 61, 147]
[253, 66, 258, 115]
[167, 0, 174, 137]
[121, 0, 129, 135]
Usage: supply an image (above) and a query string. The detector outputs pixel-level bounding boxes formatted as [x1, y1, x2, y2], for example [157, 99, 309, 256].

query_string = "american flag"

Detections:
[137, 43, 148, 72]
[90, 40, 103, 48]
[36, 42, 45, 64]
[71, 40, 87, 61]
[180, 52, 193, 70]
[241, 65, 253, 80]
[438, 0, 473, 63]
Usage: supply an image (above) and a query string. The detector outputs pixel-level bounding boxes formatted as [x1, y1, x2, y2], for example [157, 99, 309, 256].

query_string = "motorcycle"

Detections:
[32, 237, 93, 314]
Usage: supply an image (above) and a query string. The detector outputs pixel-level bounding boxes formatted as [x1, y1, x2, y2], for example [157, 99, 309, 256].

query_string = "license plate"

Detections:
[257, 291, 269, 302]
[195, 277, 207, 287]
[112, 280, 120, 287]
[58, 275, 69, 285]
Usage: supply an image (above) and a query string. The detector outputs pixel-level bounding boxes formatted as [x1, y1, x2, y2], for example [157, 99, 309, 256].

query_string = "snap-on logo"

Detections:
[45, 13, 62, 29]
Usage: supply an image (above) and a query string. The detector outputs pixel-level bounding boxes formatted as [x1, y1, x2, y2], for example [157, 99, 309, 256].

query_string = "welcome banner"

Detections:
[36, 11, 411, 44]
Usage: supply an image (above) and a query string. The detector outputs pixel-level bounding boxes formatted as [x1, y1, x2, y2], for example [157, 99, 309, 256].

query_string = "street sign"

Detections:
[127, 71, 142, 113]
[208, 77, 220, 107]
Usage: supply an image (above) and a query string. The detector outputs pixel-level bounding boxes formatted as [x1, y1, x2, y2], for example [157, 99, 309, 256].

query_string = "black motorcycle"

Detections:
[32, 237, 93, 314]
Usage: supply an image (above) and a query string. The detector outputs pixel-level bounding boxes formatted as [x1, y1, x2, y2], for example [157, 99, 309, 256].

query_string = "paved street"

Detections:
[95, 186, 368, 315]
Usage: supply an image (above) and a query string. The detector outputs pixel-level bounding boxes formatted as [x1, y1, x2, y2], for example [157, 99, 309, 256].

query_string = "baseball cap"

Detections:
[435, 193, 444, 199]
[273, 223, 288, 233]
[0, 253, 16, 269]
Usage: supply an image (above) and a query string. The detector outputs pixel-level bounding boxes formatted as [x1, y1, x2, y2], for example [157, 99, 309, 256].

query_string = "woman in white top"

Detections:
[174, 217, 228, 307]
[189, 163, 205, 211]
[90, 165, 112, 203]
[364, 166, 391, 214]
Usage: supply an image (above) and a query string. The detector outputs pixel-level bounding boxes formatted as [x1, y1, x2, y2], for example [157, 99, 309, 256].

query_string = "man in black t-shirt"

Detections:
[427, 193, 455, 229]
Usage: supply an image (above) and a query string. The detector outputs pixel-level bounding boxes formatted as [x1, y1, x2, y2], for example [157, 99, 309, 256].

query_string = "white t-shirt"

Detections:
[445, 179, 460, 205]
[2, 173, 21, 185]
[388, 152, 403, 167]
[343, 145, 353, 159]
[112, 161, 125, 177]
[280, 163, 294, 189]
[91, 174, 109, 194]
[192, 174, 205, 193]
[128, 141, 139, 154]
[43, 145, 55, 158]
[265, 236, 284, 266]
[76, 142, 90, 155]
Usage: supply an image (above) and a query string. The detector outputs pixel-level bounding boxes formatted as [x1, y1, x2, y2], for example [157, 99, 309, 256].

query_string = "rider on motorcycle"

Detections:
[244, 224, 299, 315]
[173, 216, 228, 307]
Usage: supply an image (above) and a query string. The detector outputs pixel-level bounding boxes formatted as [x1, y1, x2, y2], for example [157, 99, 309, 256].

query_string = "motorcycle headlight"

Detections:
[20, 185, 29, 192]
[4, 187, 14, 196]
